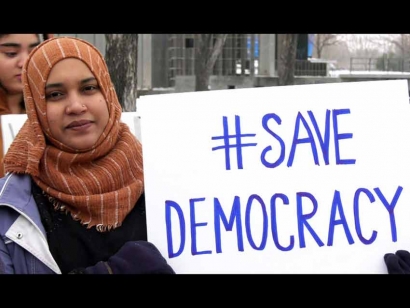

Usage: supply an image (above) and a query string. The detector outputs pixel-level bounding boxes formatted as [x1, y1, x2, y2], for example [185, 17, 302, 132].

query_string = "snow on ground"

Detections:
[329, 70, 410, 77]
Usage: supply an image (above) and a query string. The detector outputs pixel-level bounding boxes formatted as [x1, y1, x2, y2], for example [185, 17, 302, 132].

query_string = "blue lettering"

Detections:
[165, 200, 186, 258]
[374, 186, 403, 242]
[261, 113, 285, 168]
[245, 194, 268, 250]
[308, 110, 331, 165]
[214, 196, 244, 253]
[190, 198, 211, 256]
[327, 190, 354, 246]
[271, 193, 294, 251]
[288, 112, 319, 167]
[333, 109, 356, 165]
[297, 192, 324, 248]
[354, 188, 377, 244]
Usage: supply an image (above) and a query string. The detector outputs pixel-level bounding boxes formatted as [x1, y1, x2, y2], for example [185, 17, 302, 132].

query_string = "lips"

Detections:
[66, 119, 92, 129]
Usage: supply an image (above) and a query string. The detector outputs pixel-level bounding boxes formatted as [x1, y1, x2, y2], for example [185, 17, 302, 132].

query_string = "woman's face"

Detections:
[0, 34, 40, 94]
[45, 58, 110, 151]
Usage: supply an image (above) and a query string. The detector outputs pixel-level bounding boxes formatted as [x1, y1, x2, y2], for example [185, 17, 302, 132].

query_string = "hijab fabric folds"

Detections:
[0, 88, 12, 177]
[4, 37, 144, 231]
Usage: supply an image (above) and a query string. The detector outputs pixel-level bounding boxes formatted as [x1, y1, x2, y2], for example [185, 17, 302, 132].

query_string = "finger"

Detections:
[396, 250, 410, 273]
[384, 253, 406, 274]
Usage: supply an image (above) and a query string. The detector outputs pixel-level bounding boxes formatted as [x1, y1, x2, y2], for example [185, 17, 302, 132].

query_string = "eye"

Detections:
[45, 91, 64, 101]
[4, 52, 17, 58]
[83, 84, 99, 92]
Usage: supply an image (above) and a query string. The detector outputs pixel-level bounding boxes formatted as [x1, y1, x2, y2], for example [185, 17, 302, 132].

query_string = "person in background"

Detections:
[0, 36, 175, 274]
[0, 34, 52, 177]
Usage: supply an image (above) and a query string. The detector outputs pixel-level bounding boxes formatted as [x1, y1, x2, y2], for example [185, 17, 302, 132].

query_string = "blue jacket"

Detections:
[0, 173, 61, 274]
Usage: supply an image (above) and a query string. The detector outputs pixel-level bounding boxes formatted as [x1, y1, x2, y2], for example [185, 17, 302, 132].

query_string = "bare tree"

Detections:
[344, 34, 381, 58]
[194, 34, 228, 91]
[277, 34, 298, 86]
[319, 40, 351, 69]
[377, 34, 410, 57]
[105, 34, 138, 111]
[314, 34, 341, 58]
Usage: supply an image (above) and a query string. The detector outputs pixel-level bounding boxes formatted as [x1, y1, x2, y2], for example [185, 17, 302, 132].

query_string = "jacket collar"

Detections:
[0, 173, 33, 212]
[0, 173, 46, 235]
[0, 173, 60, 274]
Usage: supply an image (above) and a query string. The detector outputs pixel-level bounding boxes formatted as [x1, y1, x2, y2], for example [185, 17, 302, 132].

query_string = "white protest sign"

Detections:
[138, 79, 410, 274]
[119, 112, 141, 141]
[1, 115, 25, 155]
[1, 112, 141, 155]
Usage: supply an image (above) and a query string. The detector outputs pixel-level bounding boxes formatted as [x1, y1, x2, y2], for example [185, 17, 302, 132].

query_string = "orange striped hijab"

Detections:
[4, 37, 144, 231]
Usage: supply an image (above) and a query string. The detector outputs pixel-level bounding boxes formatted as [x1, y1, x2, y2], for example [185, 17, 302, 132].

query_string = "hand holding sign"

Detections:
[70, 241, 176, 274]
[384, 250, 410, 274]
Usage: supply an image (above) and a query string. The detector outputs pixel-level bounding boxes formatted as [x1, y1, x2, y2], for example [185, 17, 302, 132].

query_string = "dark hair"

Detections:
[0, 34, 43, 40]
[42, 34, 51, 41]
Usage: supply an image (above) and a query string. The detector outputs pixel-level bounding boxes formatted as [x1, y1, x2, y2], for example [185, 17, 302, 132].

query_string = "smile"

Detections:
[66, 120, 93, 130]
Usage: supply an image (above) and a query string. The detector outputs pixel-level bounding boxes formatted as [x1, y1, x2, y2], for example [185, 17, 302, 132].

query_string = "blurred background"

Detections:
[52, 34, 410, 110]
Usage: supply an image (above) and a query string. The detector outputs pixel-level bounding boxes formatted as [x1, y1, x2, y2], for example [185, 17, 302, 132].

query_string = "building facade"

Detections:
[54, 34, 334, 93]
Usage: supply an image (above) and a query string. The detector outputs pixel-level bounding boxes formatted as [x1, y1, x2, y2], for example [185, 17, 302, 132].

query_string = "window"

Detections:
[185, 38, 194, 48]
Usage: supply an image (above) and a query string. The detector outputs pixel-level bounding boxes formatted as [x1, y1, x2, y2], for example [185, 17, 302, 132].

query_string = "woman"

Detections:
[0, 34, 52, 177]
[0, 37, 174, 274]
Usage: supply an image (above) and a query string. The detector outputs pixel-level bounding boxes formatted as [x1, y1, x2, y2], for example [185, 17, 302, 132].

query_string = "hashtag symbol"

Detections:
[212, 115, 257, 170]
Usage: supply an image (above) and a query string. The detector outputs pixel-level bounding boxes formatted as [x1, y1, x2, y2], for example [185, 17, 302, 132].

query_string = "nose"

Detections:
[17, 51, 30, 68]
[65, 96, 87, 114]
